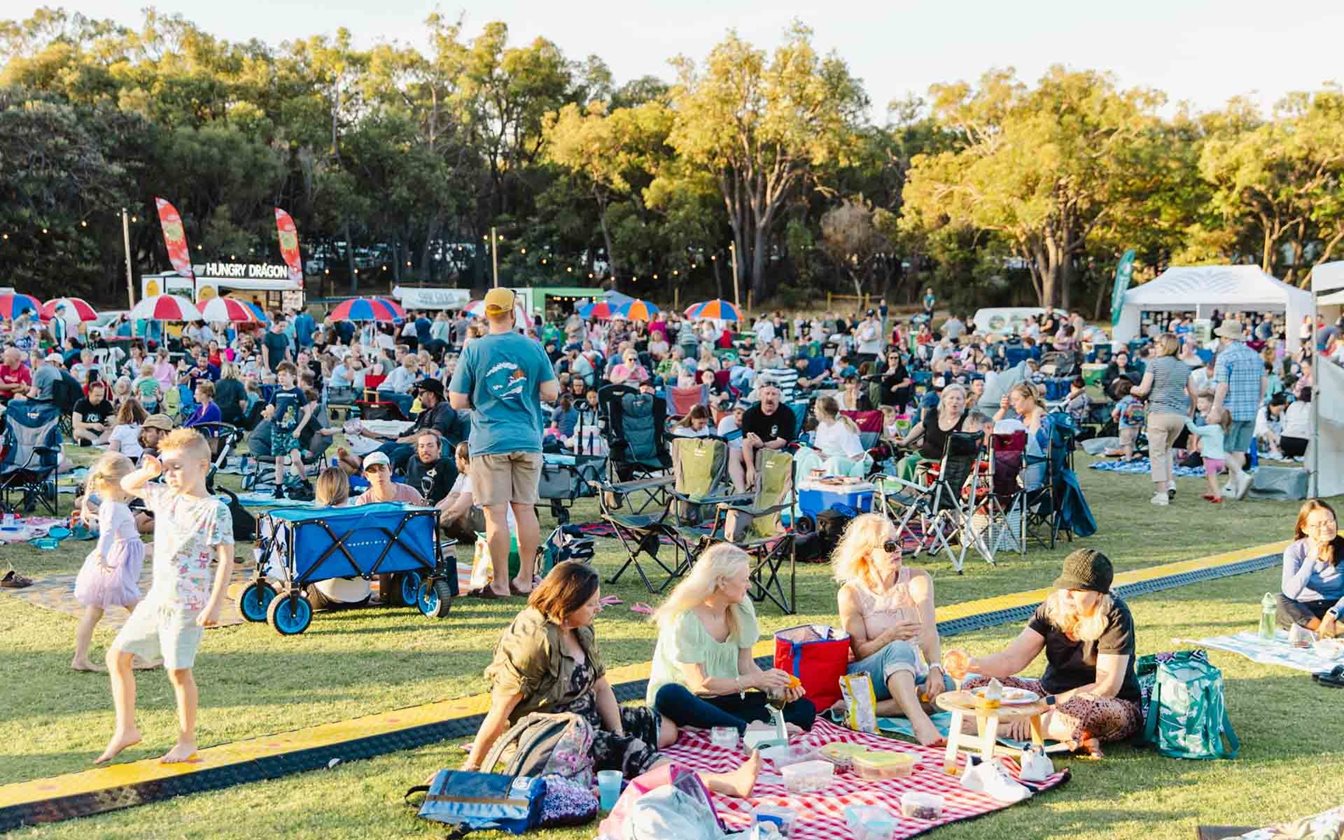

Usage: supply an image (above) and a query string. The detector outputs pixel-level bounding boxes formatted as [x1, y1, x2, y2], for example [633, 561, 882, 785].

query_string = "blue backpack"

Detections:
[407, 770, 545, 836]
[1137, 650, 1240, 760]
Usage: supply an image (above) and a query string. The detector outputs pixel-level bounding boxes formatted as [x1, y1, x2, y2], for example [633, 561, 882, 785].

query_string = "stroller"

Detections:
[0, 400, 62, 515]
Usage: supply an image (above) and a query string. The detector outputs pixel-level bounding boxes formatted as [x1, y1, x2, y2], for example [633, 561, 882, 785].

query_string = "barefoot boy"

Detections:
[96, 428, 235, 764]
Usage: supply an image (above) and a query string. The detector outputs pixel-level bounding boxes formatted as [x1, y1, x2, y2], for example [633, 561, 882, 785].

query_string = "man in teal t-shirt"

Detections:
[450, 287, 559, 599]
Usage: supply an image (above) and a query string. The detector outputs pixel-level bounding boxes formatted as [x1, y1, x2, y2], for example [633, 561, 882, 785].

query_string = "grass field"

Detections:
[1, 448, 1334, 839]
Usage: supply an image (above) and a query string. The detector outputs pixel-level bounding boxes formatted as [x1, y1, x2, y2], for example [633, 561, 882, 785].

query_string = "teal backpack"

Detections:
[1137, 650, 1240, 760]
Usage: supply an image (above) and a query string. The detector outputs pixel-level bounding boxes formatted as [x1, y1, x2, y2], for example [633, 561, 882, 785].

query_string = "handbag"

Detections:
[406, 769, 545, 836]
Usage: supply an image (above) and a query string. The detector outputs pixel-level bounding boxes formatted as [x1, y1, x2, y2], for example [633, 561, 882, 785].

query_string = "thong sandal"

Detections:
[1, 569, 32, 589]
[467, 587, 508, 600]
[1312, 665, 1344, 688]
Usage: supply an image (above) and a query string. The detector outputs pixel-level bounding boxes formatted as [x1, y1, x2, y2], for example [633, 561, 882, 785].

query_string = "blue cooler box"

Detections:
[798, 480, 876, 520]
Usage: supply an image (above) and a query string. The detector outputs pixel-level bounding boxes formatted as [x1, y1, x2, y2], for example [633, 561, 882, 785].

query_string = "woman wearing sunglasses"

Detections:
[832, 513, 949, 746]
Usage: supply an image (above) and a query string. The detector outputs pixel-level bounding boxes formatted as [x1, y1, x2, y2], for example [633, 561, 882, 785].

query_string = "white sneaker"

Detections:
[1233, 472, 1253, 500]
[1150, 491, 1169, 506]
[961, 758, 1031, 803]
[1222, 481, 1235, 496]
[1019, 746, 1054, 783]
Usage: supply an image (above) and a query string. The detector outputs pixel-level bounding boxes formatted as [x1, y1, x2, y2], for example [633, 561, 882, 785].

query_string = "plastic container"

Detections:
[761, 743, 820, 769]
[711, 726, 739, 750]
[844, 805, 899, 840]
[853, 751, 917, 780]
[754, 805, 797, 837]
[744, 728, 786, 751]
[819, 742, 867, 772]
[900, 792, 945, 821]
[781, 759, 834, 793]
[797, 479, 876, 520]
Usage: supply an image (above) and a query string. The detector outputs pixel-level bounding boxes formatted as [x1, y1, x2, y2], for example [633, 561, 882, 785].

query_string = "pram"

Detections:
[239, 503, 456, 635]
[0, 399, 62, 515]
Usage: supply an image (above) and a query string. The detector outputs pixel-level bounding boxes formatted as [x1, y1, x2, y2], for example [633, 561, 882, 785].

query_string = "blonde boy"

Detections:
[96, 428, 235, 765]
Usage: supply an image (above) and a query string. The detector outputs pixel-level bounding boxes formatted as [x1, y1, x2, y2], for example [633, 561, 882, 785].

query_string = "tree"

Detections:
[902, 67, 1168, 308]
[667, 23, 867, 301]
[819, 198, 895, 300]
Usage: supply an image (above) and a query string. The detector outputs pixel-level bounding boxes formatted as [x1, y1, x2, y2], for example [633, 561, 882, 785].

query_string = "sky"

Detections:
[13, 0, 1344, 118]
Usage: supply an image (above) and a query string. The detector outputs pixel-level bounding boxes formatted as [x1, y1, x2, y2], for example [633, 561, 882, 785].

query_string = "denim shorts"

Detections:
[846, 640, 952, 701]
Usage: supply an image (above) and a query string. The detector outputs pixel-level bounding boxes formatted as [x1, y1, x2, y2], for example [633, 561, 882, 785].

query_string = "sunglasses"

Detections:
[882, 539, 901, 554]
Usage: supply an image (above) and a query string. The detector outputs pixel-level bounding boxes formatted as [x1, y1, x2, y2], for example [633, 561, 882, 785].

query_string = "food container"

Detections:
[762, 743, 820, 769]
[819, 742, 867, 772]
[744, 728, 787, 751]
[754, 805, 797, 837]
[711, 726, 739, 749]
[853, 751, 917, 780]
[899, 792, 945, 821]
[844, 805, 899, 840]
[781, 759, 834, 793]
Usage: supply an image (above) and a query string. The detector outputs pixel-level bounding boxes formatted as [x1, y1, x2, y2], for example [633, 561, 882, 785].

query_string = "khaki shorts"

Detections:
[112, 599, 205, 671]
[470, 452, 543, 507]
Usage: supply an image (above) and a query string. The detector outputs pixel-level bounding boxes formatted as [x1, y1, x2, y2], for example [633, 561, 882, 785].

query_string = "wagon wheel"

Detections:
[266, 592, 313, 635]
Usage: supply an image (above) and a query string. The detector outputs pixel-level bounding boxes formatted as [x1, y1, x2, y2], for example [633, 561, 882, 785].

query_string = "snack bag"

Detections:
[840, 673, 878, 733]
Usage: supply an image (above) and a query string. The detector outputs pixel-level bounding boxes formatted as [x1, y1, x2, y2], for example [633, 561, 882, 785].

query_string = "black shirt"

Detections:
[742, 403, 796, 444]
[919, 408, 966, 460]
[413, 401, 464, 446]
[1028, 596, 1141, 702]
[215, 377, 247, 425]
[406, 455, 457, 504]
[73, 397, 113, 426]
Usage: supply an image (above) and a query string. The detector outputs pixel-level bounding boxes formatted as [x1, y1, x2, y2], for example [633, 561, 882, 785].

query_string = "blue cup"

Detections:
[597, 770, 623, 812]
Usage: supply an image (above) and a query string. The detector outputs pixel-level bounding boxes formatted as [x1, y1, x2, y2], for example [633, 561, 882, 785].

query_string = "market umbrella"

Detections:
[330, 297, 402, 322]
[577, 300, 620, 320]
[684, 299, 740, 322]
[129, 294, 203, 322]
[199, 297, 262, 323]
[375, 296, 407, 320]
[615, 299, 659, 321]
[40, 297, 98, 322]
[245, 302, 270, 323]
[0, 293, 41, 320]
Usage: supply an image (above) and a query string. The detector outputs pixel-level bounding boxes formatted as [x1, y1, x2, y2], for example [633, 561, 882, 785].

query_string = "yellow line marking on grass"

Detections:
[0, 540, 1288, 810]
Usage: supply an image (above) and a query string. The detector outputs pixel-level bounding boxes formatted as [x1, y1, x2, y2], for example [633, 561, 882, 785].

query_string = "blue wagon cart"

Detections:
[238, 503, 457, 635]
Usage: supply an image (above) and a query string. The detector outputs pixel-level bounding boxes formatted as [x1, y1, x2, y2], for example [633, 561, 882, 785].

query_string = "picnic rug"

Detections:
[1089, 458, 1205, 478]
[1190, 631, 1344, 674]
[662, 719, 1070, 839]
[828, 711, 1061, 753]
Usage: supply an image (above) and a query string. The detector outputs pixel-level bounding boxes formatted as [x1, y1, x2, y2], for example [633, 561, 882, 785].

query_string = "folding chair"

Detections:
[0, 399, 62, 515]
[968, 431, 1027, 559]
[598, 384, 672, 513]
[1025, 415, 1077, 549]
[706, 447, 798, 613]
[875, 430, 985, 572]
[667, 384, 709, 419]
[189, 421, 245, 494]
[355, 373, 405, 422]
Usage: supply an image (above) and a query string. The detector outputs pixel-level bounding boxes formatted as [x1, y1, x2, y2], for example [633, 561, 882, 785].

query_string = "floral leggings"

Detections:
[962, 675, 1142, 744]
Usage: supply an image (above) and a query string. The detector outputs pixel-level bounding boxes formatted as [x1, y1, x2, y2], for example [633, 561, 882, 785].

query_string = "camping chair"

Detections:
[596, 435, 736, 593]
[703, 447, 799, 613]
[968, 431, 1027, 559]
[356, 373, 405, 422]
[1025, 414, 1077, 549]
[326, 384, 358, 423]
[189, 421, 245, 494]
[876, 430, 986, 572]
[538, 452, 607, 525]
[598, 384, 672, 513]
[0, 399, 62, 515]
[668, 384, 710, 419]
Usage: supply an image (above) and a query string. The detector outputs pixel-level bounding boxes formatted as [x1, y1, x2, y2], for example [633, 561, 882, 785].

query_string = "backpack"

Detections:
[482, 712, 595, 785]
[816, 507, 855, 552]
[1137, 649, 1240, 760]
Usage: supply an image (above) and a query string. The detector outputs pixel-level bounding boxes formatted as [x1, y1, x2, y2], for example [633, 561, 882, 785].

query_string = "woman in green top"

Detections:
[649, 544, 816, 733]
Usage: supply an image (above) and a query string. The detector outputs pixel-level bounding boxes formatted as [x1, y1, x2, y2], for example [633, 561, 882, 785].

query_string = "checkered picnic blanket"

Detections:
[660, 719, 1070, 839]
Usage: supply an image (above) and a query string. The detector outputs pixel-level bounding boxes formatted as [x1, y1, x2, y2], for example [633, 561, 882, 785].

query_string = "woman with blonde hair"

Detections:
[995, 381, 1050, 490]
[943, 549, 1142, 757]
[648, 544, 816, 733]
[833, 514, 948, 745]
[813, 396, 865, 464]
[302, 468, 369, 610]
[895, 383, 968, 480]
[1131, 332, 1198, 506]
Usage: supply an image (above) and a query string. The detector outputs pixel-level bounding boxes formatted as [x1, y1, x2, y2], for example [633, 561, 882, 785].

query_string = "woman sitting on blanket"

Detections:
[1277, 499, 1344, 636]
[463, 561, 760, 796]
[833, 513, 950, 747]
[648, 544, 817, 734]
[943, 548, 1143, 758]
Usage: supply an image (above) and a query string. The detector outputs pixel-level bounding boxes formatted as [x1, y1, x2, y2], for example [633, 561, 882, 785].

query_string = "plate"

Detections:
[970, 686, 1040, 705]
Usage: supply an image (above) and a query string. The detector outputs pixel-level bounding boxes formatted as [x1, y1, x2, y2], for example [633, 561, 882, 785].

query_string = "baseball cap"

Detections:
[415, 378, 444, 397]
[483, 287, 516, 315]
[143, 414, 174, 431]
[362, 451, 391, 471]
[44, 353, 63, 364]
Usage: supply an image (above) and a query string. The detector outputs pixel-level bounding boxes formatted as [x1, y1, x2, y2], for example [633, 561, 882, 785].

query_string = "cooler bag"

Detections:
[774, 625, 851, 712]
[1137, 649, 1240, 760]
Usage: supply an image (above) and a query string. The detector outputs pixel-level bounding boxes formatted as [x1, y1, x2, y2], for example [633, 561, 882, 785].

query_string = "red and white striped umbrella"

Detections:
[199, 297, 261, 323]
[129, 294, 203, 322]
[40, 297, 99, 322]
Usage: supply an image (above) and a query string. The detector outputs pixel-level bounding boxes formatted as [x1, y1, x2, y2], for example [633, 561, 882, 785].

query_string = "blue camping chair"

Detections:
[0, 399, 62, 515]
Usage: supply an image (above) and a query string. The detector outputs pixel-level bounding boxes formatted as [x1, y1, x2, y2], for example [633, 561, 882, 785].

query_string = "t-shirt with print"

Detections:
[742, 403, 796, 445]
[1027, 596, 1140, 702]
[269, 386, 307, 434]
[73, 397, 114, 427]
[449, 332, 557, 456]
[141, 484, 234, 613]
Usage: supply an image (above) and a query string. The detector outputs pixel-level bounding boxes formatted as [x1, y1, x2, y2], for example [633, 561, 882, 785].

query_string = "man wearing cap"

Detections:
[1210, 320, 1266, 500]
[361, 377, 463, 473]
[450, 287, 559, 598]
[944, 549, 1143, 756]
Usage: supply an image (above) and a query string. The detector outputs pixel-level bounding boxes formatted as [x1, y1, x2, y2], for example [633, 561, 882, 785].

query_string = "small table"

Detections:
[935, 690, 1047, 773]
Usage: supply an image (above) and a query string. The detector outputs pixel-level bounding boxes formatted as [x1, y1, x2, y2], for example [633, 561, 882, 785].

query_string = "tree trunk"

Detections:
[750, 226, 769, 304]
[344, 224, 357, 293]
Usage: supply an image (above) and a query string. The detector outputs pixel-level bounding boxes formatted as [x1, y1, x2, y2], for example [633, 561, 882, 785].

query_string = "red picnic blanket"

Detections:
[660, 719, 1070, 840]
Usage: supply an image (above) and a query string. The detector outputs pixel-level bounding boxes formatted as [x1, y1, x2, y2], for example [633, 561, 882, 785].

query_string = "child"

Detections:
[72, 453, 144, 672]
[1187, 391, 1232, 503]
[1063, 375, 1090, 426]
[1107, 378, 1144, 460]
[717, 404, 748, 492]
[263, 362, 310, 499]
[96, 428, 234, 765]
[132, 362, 161, 412]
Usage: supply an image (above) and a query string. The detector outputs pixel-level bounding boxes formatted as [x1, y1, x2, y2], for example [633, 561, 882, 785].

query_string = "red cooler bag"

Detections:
[774, 625, 851, 712]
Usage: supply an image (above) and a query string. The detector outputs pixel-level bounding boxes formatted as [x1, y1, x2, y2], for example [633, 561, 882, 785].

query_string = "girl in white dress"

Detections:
[72, 452, 145, 672]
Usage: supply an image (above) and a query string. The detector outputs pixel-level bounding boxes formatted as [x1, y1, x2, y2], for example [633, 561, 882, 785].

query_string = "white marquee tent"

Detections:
[1114, 265, 1313, 352]
[1310, 261, 1344, 498]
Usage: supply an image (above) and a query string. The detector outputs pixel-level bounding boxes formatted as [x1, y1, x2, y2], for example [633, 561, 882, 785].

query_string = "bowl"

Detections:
[754, 805, 797, 837]
[844, 805, 899, 840]
[761, 743, 819, 768]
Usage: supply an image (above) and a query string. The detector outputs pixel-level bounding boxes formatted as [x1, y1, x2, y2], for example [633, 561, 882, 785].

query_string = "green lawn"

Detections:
[1, 449, 1332, 838]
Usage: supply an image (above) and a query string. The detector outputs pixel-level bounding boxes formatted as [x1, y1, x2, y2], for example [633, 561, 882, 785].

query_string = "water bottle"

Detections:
[1259, 592, 1277, 640]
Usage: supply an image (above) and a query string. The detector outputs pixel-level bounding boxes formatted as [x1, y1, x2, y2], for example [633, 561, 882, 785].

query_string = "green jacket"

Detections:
[485, 607, 606, 722]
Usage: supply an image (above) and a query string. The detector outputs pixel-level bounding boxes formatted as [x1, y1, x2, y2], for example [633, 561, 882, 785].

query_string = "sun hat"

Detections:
[1053, 548, 1114, 594]
[142, 414, 174, 431]
[1214, 321, 1245, 340]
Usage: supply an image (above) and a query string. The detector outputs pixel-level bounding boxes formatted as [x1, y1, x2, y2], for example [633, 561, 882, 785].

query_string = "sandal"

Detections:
[1312, 665, 1344, 688]
[467, 587, 508, 600]
[509, 581, 532, 597]
[1, 569, 32, 589]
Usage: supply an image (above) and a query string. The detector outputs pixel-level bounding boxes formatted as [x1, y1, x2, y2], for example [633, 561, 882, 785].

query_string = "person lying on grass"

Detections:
[96, 428, 235, 765]
[1277, 499, 1344, 637]
[832, 513, 949, 747]
[463, 561, 760, 797]
[943, 548, 1142, 758]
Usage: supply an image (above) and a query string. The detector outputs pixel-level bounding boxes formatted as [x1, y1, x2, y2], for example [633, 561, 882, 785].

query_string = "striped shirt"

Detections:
[758, 367, 800, 402]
